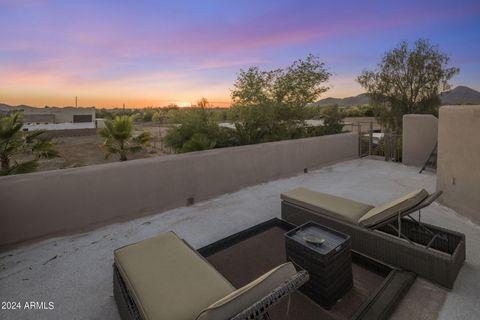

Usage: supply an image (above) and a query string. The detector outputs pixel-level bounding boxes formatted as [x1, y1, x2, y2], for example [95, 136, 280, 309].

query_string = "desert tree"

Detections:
[0, 112, 59, 175]
[231, 54, 332, 142]
[100, 115, 150, 161]
[232, 54, 330, 110]
[152, 110, 167, 123]
[165, 55, 335, 152]
[197, 97, 210, 108]
[357, 39, 459, 132]
[164, 106, 231, 153]
[321, 105, 345, 134]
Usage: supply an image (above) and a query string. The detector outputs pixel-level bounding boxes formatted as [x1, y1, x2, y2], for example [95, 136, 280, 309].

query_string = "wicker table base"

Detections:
[285, 221, 353, 309]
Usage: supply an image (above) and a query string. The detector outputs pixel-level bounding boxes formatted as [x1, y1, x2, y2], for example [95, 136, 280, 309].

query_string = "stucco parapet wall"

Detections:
[402, 114, 438, 167]
[437, 105, 480, 224]
[440, 105, 480, 114]
[0, 132, 358, 249]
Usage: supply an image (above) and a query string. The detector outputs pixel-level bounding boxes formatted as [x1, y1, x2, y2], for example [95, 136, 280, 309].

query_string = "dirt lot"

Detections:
[34, 123, 173, 172]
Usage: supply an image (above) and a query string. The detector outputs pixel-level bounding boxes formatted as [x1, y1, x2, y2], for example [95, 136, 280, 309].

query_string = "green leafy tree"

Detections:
[273, 55, 330, 119]
[232, 54, 330, 110]
[152, 111, 161, 123]
[180, 133, 216, 152]
[211, 108, 230, 122]
[100, 115, 151, 161]
[341, 104, 375, 117]
[231, 54, 331, 142]
[0, 112, 60, 175]
[164, 107, 231, 153]
[231, 67, 275, 106]
[321, 105, 344, 134]
[357, 39, 459, 132]
[229, 104, 279, 144]
[152, 109, 169, 124]
[142, 108, 155, 122]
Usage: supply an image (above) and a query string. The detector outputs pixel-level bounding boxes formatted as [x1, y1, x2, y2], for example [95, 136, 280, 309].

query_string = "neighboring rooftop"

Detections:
[0, 159, 479, 319]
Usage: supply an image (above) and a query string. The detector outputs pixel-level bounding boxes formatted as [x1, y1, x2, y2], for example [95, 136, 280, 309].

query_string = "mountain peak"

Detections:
[440, 86, 480, 105]
[452, 85, 475, 91]
[311, 92, 370, 107]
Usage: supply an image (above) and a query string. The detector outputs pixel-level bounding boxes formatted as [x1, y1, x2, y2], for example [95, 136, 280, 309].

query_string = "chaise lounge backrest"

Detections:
[358, 189, 429, 227]
[195, 263, 298, 320]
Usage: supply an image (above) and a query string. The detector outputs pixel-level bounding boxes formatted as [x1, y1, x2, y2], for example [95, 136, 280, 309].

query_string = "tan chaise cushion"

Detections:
[114, 232, 235, 320]
[281, 187, 374, 223]
[359, 189, 429, 227]
[196, 262, 297, 320]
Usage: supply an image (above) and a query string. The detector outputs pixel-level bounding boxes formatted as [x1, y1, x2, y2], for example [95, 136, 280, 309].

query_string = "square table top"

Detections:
[285, 221, 350, 256]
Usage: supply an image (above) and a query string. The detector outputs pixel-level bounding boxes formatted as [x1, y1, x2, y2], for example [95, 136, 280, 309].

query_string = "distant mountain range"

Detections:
[0, 104, 87, 112]
[312, 86, 480, 107]
[0, 103, 37, 112]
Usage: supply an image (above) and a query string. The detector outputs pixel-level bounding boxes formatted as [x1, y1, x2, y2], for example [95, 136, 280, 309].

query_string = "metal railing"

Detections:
[352, 122, 402, 162]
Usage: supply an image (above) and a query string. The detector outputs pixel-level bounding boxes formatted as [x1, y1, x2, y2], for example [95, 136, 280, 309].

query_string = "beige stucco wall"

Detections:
[22, 114, 56, 124]
[437, 105, 480, 224]
[20, 107, 95, 123]
[0, 132, 358, 249]
[52, 107, 95, 123]
[402, 114, 438, 167]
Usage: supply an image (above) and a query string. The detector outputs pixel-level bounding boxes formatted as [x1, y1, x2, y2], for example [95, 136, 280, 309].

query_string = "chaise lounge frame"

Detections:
[281, 191, 465, 289]
[113, 240, 309, 320]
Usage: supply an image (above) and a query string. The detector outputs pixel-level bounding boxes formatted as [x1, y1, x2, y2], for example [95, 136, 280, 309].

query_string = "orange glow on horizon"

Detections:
[0, 80, 363, 109]
[0, 92, 233, 109]
[0, 65, 364, 109]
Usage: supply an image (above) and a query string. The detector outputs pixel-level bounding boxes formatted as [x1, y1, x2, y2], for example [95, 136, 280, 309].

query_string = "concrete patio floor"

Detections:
[0, 158, 479, 319]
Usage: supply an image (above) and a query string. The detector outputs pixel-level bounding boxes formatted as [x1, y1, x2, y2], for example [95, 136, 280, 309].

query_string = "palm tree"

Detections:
[0, 112, 59, 175]
[100, 115, 151, 161]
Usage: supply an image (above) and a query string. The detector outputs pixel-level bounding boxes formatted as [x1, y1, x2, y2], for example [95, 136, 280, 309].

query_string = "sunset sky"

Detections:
[1, 0, 479, 108]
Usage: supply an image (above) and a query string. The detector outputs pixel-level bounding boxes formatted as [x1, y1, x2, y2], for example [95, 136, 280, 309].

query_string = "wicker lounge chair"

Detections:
[281, 188, 466, 289]
[113, 231, 309, 320]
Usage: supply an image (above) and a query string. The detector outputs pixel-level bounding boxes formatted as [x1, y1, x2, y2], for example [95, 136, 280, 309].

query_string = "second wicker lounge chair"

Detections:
[281, 187, 465, 288]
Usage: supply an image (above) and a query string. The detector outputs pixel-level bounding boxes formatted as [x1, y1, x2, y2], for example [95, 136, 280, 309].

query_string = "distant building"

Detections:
[18, 107, 96, 131]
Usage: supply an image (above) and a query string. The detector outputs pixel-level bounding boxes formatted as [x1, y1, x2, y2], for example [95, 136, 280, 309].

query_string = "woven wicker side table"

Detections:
[285, 221, 353, 309]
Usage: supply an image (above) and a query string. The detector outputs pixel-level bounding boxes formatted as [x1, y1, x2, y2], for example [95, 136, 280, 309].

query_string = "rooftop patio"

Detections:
[0, 158, 479, 319]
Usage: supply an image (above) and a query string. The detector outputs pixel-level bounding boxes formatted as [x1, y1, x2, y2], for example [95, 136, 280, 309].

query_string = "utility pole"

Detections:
[75, 96, 78, 108]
